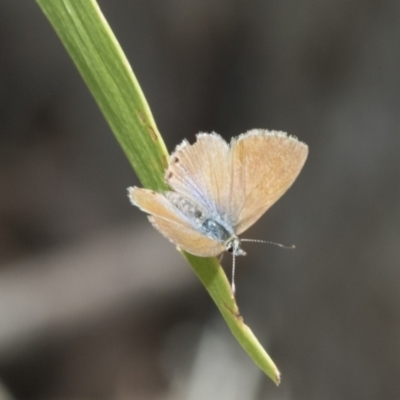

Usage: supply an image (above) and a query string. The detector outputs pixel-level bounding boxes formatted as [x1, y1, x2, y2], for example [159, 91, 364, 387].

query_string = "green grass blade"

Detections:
[36, 0, 281, 385]
[184, 253, 281, 384]
[38, 0, 168, 191]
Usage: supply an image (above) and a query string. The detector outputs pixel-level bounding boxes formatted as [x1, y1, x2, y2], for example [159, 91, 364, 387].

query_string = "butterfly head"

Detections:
[226, 237, 246, 257]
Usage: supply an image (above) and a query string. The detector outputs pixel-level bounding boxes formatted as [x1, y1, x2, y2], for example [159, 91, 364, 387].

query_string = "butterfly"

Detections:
[128, 130, 308, 290]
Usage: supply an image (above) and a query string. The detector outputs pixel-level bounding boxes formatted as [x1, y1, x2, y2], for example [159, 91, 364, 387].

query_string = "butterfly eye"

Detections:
[227, 243, 234, 253]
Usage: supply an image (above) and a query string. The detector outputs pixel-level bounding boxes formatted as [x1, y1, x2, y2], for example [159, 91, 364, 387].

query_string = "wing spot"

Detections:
[172, 156, 180, 164]
[167, 171, 173, 179]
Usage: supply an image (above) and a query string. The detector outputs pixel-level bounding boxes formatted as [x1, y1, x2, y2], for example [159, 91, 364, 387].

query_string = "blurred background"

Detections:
[1, 0, 400, 399]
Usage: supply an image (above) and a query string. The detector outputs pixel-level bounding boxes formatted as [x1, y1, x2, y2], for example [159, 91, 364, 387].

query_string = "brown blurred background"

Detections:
[1, 1, 400, 399]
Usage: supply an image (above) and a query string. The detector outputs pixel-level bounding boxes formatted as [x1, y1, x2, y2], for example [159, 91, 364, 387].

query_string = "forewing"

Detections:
[165, 133, 231, 219]
[129, 186, 186, 224]
[230, 130, 308, 235]
[149, 216, 225, 257]
[128, 187, 225, 257]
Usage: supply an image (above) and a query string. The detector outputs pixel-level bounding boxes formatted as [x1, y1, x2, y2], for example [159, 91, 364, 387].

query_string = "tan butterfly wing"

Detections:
[128, 187, 225, 257]
[149, 216, 225, 257]
[230, 130, 308, 235]
[165, 133, 231, 219]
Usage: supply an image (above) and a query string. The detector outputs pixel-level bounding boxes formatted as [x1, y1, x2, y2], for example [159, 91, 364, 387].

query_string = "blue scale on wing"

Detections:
[165, 133, 232, 223]
[166, 192, 233, 243]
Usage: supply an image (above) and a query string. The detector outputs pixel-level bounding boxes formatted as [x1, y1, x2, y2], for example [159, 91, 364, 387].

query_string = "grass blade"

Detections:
[36, 0, 281, 384]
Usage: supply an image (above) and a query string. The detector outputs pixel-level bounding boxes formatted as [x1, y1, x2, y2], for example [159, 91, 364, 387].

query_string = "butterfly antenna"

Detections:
[231, 253, 236, 295]
[241, 238, 295, 249]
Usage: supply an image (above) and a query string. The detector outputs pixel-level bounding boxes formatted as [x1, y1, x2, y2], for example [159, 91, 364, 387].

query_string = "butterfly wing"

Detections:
[230, 130, 308, 235]
[149, 216, 225, 257]
[128, 187, 225, 257]
[165, 133, 231, 219]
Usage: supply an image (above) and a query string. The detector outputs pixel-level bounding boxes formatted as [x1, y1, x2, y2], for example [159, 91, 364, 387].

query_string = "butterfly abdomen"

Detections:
[201, 218, 232, 243]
